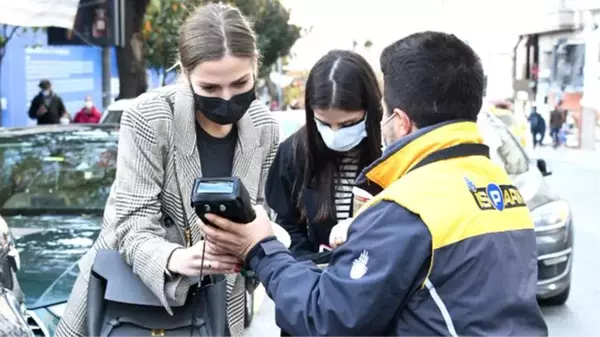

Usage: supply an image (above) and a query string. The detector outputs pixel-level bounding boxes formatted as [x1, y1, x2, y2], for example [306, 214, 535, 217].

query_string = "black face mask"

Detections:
[191, 84, 256, 125]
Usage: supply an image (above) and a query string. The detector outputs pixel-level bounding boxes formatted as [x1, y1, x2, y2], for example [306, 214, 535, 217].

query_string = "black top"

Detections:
[27, 92, 66, 124]
[196, 123, 237, 178]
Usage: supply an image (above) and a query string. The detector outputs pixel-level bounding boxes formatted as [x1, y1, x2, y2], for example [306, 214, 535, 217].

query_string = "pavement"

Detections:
[534, 146, 600, 335]
[244, 146, 600, 336]
[534, 145, 600, 171]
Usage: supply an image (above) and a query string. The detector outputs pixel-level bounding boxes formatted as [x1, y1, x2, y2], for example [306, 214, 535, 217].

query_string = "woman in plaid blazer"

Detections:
[55, 3, 279, 337]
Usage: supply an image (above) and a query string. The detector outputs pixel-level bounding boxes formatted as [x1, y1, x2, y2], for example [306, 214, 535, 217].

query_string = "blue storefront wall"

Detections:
[0, 27, 120, 127]
[0, 27, 175, 127]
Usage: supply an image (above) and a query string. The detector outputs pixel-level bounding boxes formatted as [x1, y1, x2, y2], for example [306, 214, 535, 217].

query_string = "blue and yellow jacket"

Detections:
[247, 120, 548, 336]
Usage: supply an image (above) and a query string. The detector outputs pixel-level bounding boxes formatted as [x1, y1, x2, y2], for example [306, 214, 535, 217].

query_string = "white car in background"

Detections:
[99, 99, 136, 124]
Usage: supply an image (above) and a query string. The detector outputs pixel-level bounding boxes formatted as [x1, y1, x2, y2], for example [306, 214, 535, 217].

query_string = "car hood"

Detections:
[3, 215, 101, 305]
[511, 166, 559, 211]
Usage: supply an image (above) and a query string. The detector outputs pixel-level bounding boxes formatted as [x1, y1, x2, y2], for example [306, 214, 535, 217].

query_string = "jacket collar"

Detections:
[356, 120, 484, 189]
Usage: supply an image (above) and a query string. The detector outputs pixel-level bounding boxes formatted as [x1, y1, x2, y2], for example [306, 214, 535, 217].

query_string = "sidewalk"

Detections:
[533, 146, 600, 171]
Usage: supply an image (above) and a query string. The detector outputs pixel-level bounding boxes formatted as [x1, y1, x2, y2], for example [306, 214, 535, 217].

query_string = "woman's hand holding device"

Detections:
[167, 240, 241, 277]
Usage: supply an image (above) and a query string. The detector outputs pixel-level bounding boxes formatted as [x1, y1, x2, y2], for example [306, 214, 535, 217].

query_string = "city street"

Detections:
[536, 147, 600, 335]
[245, 147, 600, 336]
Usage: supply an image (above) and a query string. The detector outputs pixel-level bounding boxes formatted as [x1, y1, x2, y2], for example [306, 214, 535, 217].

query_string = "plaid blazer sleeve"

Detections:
[113, 97, 183, 313]
[257, 123, 280, 207]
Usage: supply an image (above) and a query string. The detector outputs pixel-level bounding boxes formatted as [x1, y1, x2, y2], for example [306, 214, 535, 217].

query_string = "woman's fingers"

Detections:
[188, 253, 239, 269]
[182, 241, 241, 275]
[190, 249, 241, 264]
[182, 266, 236, 277]
[329, 229, 344, 248]
[190, 240, 235, 258]
[189, 259, 238, 271]
[207, 252, 240, 264]
[329, 218, 352, 248]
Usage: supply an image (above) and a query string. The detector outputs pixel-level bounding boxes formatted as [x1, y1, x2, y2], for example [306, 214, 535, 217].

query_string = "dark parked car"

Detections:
[99, 98, 134, 124]
[0, 124, 256, 336]
[478, 111, 573, 305]
[0, 124, 117, 336]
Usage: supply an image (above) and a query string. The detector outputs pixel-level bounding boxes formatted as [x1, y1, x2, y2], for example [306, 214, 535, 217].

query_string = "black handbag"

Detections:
[86, 249, 229, 336]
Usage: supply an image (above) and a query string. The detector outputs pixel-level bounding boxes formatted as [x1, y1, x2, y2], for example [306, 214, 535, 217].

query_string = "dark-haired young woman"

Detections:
[266, 49, 383, 336]
[266, 49, 383, 269]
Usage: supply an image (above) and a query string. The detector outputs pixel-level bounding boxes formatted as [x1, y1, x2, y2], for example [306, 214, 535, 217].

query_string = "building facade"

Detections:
[513, 0, 600, 148]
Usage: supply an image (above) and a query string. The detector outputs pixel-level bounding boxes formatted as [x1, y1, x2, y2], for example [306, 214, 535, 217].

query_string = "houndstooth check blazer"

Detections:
[54, 82, 280, 337]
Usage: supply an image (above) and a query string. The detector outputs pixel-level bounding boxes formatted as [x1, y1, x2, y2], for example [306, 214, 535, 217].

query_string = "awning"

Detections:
[0, 0, 80, 29]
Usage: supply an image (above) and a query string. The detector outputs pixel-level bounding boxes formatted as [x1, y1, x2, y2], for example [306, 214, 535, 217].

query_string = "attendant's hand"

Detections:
[167, 240, 242, 277]
[329, 218, 353, 249]
[201, 205, 274, 261]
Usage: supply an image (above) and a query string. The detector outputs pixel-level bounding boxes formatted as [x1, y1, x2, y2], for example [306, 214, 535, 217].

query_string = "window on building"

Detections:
[554, 43, 585, 90]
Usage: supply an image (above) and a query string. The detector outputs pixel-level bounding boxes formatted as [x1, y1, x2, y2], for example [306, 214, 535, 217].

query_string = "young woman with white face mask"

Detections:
[266, 50, 383, 266]
[266, 50, 383, 336]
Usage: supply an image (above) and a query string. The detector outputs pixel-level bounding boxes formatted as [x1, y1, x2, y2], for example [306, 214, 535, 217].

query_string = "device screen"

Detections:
[196, 181, 234, 194]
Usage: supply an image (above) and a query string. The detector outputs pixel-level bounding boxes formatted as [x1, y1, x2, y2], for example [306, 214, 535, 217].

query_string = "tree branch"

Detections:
[7, 26, 19, 42]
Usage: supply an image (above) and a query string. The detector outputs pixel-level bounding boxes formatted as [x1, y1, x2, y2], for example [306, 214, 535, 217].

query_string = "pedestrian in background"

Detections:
[201, 31, 548, 336]
[73, 95, 102, 123]
[529, 105, 546, 148]
[28, 79, 68, 125]
[55, 3, 279, 336]
[550, 100, 566, 148]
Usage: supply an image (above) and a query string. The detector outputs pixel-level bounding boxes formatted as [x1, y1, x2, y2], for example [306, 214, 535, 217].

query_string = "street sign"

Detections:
[47, 0, 125, 47]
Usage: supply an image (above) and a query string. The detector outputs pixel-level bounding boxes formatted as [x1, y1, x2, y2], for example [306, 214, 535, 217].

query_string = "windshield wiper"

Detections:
[0, 208, 104, 216]
[27, 262, 79, 310]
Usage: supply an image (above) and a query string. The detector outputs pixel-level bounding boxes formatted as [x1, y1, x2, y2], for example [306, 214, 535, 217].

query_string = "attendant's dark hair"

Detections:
[380, 31, 485, 127]
[294, 50, 383, 222]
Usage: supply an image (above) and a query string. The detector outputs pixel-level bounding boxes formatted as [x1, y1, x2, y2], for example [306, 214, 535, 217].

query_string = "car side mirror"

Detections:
[537, 159, 552, 177]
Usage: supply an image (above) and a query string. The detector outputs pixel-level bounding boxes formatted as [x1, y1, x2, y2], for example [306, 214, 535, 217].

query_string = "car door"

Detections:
[1, 218, 32, 337]
[478, 112, 557, 209]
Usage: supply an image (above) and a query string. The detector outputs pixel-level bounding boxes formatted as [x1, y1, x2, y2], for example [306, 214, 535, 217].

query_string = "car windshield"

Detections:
[101, 110, 123, 124]
[0, 128, 118, 214]
[29, 262, 80, 309]
[495, 113, 518, 127]
[479, 113, 529, 175]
